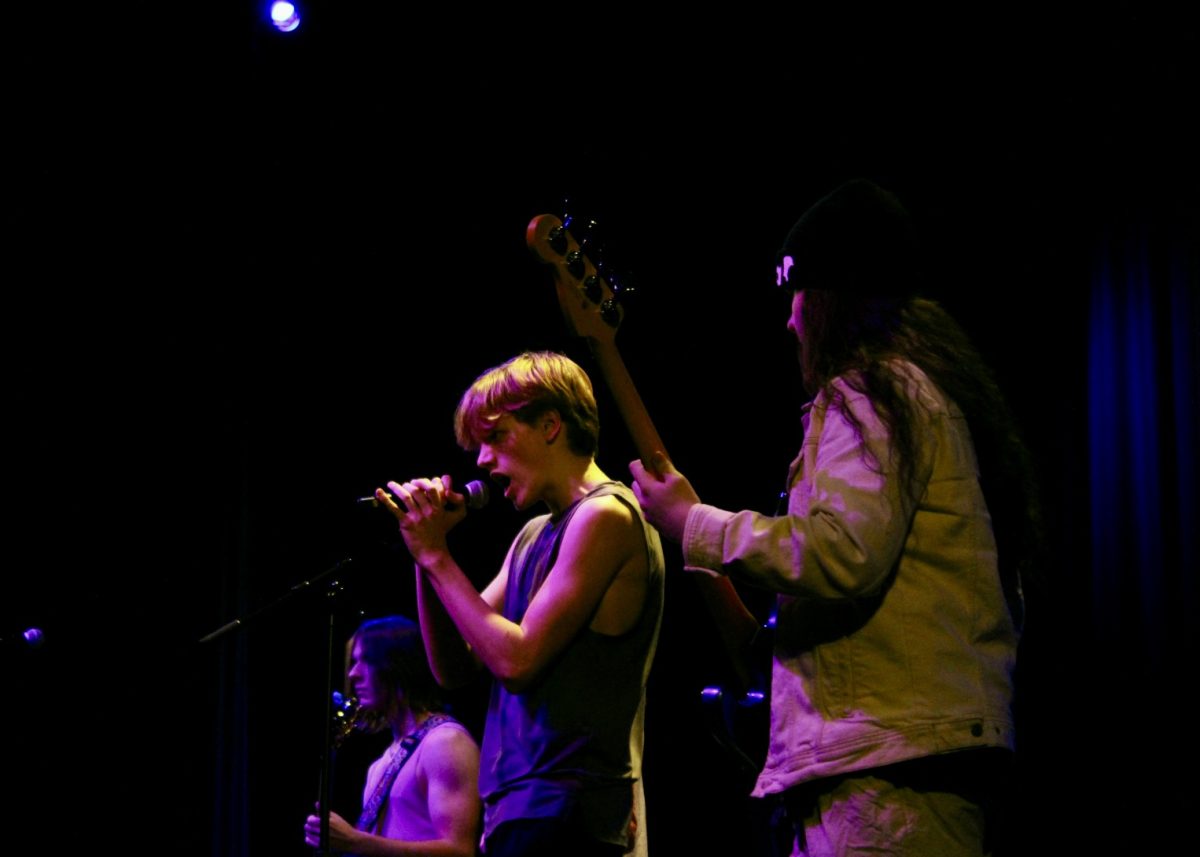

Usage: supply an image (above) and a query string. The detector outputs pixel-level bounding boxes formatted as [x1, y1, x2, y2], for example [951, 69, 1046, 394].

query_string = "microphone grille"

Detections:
[464, 480, 490, 510]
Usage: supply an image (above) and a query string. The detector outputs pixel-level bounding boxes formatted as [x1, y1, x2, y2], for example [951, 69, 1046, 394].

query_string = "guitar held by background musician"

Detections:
[628, 178, 1041, 856]
[302, 614, 481, 857]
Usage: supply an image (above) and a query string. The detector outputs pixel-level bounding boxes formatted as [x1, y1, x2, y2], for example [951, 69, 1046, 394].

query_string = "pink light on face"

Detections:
[270, 1, 301, 32]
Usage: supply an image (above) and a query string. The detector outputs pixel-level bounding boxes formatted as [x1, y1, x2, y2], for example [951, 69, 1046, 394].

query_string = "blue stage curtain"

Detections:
[1087, 216, 1197, 670]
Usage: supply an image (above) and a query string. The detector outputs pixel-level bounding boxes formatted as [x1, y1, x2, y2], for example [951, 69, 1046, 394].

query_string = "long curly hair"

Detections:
[800, 289, 1043, 622]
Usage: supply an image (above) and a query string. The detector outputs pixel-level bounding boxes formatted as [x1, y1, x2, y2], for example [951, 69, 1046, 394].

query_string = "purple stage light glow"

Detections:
[270, 1, 301, 33]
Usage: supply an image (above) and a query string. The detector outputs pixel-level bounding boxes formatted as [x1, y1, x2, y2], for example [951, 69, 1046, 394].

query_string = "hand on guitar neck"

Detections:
[526, 211, 764, 697]
[624, 451, 692, 543]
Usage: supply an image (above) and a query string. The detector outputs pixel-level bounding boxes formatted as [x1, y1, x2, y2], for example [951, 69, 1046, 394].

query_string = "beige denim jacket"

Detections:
[683, 361, 1019, 795]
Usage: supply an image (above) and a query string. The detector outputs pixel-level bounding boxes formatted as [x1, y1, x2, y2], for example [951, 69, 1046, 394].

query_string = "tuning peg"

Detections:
[565, 247, 586, 279]
[584, 253, 613, 303]
[600, 298, 622, 328]
[582, 274, 603, 304]
[569, 219, 605, 282]
[547, 222, 569, 255]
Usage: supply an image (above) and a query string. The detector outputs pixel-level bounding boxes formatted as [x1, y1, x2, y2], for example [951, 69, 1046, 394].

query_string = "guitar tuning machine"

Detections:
[583, 273, 604, 304]
[565, 248, 586, 279]
[600, 298, 621, 328]
[547, 223, 569, 256]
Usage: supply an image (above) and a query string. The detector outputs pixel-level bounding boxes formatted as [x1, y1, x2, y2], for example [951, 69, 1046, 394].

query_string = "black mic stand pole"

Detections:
[197, 556, 356, 857]
[314, 571, 351, 857]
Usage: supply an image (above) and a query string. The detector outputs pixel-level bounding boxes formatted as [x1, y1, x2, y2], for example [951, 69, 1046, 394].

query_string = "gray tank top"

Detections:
[479, 481, 665, 847]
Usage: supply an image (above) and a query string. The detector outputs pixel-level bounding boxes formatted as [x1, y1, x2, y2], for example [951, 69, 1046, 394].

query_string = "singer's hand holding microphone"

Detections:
[358, 477, 489, 514]
[365, 475, 490, 565]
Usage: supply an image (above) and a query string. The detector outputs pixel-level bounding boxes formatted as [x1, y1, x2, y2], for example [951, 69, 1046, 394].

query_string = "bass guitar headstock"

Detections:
[526, 211, 632, 348]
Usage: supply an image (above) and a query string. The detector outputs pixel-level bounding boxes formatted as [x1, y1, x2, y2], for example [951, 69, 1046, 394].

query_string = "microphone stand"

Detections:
[197, 556, 355, 857]
[314, 571, 351, 857]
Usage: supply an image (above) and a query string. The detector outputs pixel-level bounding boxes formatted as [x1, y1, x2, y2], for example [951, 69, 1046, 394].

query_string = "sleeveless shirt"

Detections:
[479, 481, 665, 847]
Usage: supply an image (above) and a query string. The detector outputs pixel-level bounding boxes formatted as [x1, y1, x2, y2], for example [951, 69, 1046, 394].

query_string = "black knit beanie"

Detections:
[776, 178, 922, 298]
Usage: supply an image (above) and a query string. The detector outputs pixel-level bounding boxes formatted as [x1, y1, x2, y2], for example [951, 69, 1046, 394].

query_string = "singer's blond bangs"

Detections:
[454, 351, 599, 458]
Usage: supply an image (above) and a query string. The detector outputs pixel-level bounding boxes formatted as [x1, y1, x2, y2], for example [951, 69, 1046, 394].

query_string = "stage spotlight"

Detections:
[269, 1, 301, 33]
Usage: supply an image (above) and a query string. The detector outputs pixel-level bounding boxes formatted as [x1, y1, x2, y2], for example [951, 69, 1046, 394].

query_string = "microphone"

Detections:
[357, 479, 490, 512]
[2, 627, 45, 650]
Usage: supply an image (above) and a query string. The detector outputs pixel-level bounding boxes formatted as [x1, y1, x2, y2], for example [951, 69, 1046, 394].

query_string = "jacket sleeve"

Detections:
[681, 384, 921, 600]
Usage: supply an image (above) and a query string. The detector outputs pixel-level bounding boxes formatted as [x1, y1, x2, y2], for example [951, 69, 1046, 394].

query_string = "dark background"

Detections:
[4, 4, 1197, 854]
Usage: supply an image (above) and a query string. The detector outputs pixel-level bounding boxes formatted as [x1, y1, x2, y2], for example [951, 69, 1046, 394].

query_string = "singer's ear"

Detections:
[541, 410, 563, 444]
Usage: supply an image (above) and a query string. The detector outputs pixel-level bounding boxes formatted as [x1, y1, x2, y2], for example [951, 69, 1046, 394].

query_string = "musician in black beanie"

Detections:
[632, 178, 1040, 856]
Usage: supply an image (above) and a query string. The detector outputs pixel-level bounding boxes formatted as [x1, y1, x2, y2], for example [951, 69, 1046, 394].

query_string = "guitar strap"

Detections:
[355, 712, 456, 833]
